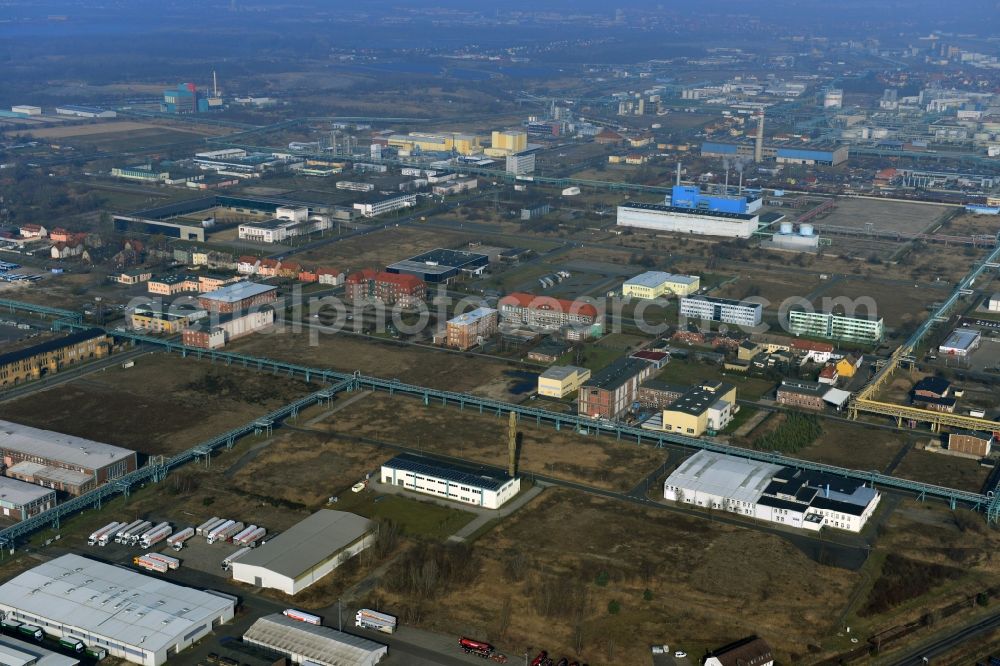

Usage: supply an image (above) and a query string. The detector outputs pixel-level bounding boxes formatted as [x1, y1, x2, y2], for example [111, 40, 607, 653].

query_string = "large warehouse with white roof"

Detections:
[243, 614, 387, 666]
[0, 554, 235, 666]
[230, 510, 375, 595]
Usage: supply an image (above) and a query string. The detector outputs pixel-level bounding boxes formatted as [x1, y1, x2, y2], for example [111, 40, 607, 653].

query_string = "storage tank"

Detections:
[800, 223, 814, 236]
[779, 222, 794, 235]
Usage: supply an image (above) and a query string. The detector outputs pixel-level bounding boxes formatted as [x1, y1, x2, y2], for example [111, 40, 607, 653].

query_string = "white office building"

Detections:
[617, 202, 759, 238]
[939, 328, 982, 358]
[679, 296, 763, 327]
[352, 193, 416, 217]
[505, 152, 536, 175]
[663, 450, 881, 533]
[380, 453, 521, 510]
[787, 310, 884, 344]
[989, 293, 1000, 312]
[0, 554, 236, 666]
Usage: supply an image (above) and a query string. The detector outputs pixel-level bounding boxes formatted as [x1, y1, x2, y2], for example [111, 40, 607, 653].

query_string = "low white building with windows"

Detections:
[663, 450, 880, 533]
[0, 554, 236, 666]
[381, 452, 520, 509]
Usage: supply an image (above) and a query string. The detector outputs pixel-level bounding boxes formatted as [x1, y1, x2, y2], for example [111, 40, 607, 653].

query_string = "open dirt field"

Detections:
[814, 277, 941, 331]
[293, 226, 476, 272]
[313, 393, 666, 492]
[369, 487, 857, 666]
[813, 198, 949, 234]
[0, 353, 317, 456]
[892, 447, 991, 492]
[227, 330, 526, 399]
[795, 421, 907, 472]
[24, 121, 210, 139]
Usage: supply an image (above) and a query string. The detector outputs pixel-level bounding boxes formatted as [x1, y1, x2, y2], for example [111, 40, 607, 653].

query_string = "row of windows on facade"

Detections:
[406, 473, 483, 494]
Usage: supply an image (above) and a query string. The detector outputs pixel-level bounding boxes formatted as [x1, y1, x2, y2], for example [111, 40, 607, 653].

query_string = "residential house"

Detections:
[19, 224, 46, 239]
[818, 365, 839, 385]
[317, 268, 344, 285]
[836, 353, 863, 378]
[50, 241, 83, 260]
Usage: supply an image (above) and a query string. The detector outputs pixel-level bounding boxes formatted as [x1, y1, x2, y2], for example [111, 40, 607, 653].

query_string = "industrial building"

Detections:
[622, 271, 700, 299]
[658, 381, 737, 436]
[55, 105, 117, 118]
[148, 274, 201, 295]
[679, 296, 763, 327]
[704, 637, 774, 666]
[766, 221, 821, 252]
[352, 192, 416, 217]
[11, 105, 41, 116]
[499, 292, 602, 335]
[238, 205, 332, 243]
[787, 310, 884, 344]
[445, 307, 498, 350]
[345, 269, 426, 307]
[617, 202, 759, 238]
[380, 452, 521, 510]
[0, 476, 56, 520]
[701, 141, 849, 166]
[663, 450, 880, 532]
[386, 248, 489, 283]
[130, 303, 207, 334]
[538, 365, 591, 398]
[948, 432, 993, 458]
[0, 420, 137, 495]
[0, 635, 79, 666]
[487, 130, 528, 156]
[939, 328, 981, 358]
[505, 152, 536, 175]
[243, 614, 387, 666]
[231, 511, 375, 595]
[387, 132, 482, 156]
[197, 282, 276, 313]
[578, 357, 654, 420]
[182, 309, 275, 350]
[989, 293, 1000, 312]
[774, 378, 850, 411]
[161, 82, 222, 114]
[0, 329, 111, 387]
[0, 554, 236, 666]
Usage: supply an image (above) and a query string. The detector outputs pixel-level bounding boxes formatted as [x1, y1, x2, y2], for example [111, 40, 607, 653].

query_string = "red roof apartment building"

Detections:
[345, 269, 426, 307]
[498, 292, 601, 334]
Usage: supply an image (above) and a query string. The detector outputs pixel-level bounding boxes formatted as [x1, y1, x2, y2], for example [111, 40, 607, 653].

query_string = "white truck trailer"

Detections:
[140, 524, 173, 549]
[355, 609, 397, 634]
[206, 519, 235, 543]
[196, 517, 224, 536]
[114, 520, 146, 544]
[167, 527, 195, 551]
[88, 522, 121, 546]
[221, 547, 252, 571]
[210, 521, 244, 544]
[144, 553, 180, 570]
[239, 527, 267, 547]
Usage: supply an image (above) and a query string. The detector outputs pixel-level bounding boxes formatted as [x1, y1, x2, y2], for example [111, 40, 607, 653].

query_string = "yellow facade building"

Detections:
[387, 132, 482, 156]
[485, 130, 528, 157]
[538, 365, 592, 398]
[0, 329, 111, 387]
[622, 271, 701, 299]
[659, 381, 737, 437]
[129, 305, 207, 334]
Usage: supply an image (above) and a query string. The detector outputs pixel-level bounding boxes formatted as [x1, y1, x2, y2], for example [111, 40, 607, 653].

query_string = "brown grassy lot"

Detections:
[815, 198, 948, 234]
[794, 421, 906, 472]
[292, 226, 476, 272]
[315, 394, 666, 492]
[369, 488, 856, 666]
[892, 447, 991, 492]
[25, 121, 207, 139]
[0, 353, 317, 456]
[227, 330, 525, 398]
[814, 278, 937, 331]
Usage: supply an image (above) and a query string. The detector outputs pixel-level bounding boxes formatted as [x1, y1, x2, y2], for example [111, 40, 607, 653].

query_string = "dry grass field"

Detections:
[814, 198, 949, 234]
[227, 330, 526, 399]
[0, 353, 317, 456]
[794, 421, 907, 472]
[292, 226, 477, 273]
[368, 487, 857, 666]
[314, 393, 666, 492]
[892, 447, 991, 492]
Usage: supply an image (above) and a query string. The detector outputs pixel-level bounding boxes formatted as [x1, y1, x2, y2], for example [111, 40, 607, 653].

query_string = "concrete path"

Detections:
[448, 482, 547, 542]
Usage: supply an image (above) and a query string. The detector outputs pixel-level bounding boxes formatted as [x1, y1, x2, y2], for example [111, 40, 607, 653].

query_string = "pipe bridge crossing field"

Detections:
[2, 308, 1000, 551]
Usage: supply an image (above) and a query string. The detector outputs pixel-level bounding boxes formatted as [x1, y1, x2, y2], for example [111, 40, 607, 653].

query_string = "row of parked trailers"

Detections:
[88, 520, 198, 551]
[1, 617, 108, 660]
[196, 516, 267, 547]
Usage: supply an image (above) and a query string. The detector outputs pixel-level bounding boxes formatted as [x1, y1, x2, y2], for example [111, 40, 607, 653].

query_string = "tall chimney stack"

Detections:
[507, 411, 517, 477]
[675, 162, 682, 187]
[754, 110, 765, 163]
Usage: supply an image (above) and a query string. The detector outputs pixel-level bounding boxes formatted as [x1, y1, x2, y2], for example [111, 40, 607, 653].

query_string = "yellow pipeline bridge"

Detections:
[849, 239, 1000, 435]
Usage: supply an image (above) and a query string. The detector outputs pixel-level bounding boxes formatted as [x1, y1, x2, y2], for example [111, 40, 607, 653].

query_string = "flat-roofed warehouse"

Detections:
[230, 510, 375, 595]
[0, 554, 236, 666]
[243, 613, 387, 666]
[385, 248, 489, 284]
[0, 476, 56, 520]
[381, 452, 521, 509]
[0, 420, 136, 495]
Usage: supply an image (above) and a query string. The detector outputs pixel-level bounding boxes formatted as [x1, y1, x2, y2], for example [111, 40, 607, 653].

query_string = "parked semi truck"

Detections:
[196, 517, 224, 536]
[144, 553, 180, 570]
[85, 646, 108, 660]
[206, 519, 236, 543]
[355, 609, 397, 634]
[121, 520, 152, 545]
[114, 520, 146, 544]
[17, 624, 43, 641]
[58, 637, 84, 653]
[231, 525, 257, 544]
[221, 547, 252, 571]
[167, 527, 195, 551]
[237, 527, 266, 547]
[88, 522, 121, 546]
[460, 637, 494, 658]
[210, 521, 244, 544]
[133, 556, 168, 573]
[140, 524, 173, 549]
